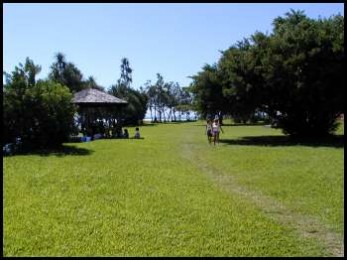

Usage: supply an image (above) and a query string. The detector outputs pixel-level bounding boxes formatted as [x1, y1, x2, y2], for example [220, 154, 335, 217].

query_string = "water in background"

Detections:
[144, 110, 197, 121]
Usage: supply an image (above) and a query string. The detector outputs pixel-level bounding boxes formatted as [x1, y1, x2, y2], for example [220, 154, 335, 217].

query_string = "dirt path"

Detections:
[180, 141, 344, 257]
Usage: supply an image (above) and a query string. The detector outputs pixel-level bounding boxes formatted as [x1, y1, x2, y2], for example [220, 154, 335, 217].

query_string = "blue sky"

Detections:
[3, 3, 344, 90]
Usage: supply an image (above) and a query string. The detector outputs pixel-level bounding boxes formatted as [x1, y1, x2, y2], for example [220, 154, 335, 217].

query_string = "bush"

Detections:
[4, 66, 76, 149]
[26, 81, 77, 147]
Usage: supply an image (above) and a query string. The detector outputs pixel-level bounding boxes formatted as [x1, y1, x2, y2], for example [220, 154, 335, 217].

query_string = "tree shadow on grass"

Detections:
[221, 123, 267, 127]
[219, 135, 344, 148]
[15, 145, 94, 157]
[105, 137, 145, 140]
[194, 123, 266, 127]
[142, 121, 197, 126]
[127, 123, 158, 127]
[139, 123, 158, 127]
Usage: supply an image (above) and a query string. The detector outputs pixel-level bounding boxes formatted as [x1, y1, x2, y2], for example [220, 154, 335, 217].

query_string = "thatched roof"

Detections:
[73, 88, 127, 106]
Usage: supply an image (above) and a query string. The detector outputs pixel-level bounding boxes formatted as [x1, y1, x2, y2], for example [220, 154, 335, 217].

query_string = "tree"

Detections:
[218, 37, 268, 123]
[85, 76, 104, 91]
[108, 58, 148, 125]
[3, 58, 76, 148]
[193, 10, 344, 137]
[166, 82, 181, 121]
[153, 73, 166, 122]
[109, 84, 148, 125]
[144, 73, 166, 122]
[3, 58, 44, 146]
[260, 10, 344, 137]
[49, 52, 86, 93]
[119, 57, 132, 88]
[189, 64, 227, 121]
[144, 80, 156, 121]
[25, 80, 77, 147]
[144, 74, 186, 122]
[174, 86, 194, 121]
[24, 57, 42, 86]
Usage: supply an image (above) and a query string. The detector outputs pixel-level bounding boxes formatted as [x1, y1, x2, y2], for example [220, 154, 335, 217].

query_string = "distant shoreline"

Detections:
[143, 118, 197, 122]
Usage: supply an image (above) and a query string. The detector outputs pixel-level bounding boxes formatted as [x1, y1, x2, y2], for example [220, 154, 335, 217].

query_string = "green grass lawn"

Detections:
[3, 121, 344, 256]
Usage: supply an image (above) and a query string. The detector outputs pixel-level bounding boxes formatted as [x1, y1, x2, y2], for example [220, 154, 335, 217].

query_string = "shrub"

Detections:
[3, 60, 76, 149]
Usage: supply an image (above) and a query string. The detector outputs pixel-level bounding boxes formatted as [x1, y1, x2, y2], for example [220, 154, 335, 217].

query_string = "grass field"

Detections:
[3, 120, 344, 256]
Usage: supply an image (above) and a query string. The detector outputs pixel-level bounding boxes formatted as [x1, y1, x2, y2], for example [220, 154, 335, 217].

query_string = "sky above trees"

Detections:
[3, 3, 344, 90]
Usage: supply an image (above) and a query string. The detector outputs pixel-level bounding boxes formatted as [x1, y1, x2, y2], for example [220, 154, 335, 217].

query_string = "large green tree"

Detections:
[218, 38, 265, 123]
[259, 10, 344, 137]
[3, 58, 76, 148]
[191, 10, 344, 137]
[189, 64, 227, 121]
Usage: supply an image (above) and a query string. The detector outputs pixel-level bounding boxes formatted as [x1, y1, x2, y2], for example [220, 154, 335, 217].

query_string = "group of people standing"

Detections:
[205, 119, 223, 145]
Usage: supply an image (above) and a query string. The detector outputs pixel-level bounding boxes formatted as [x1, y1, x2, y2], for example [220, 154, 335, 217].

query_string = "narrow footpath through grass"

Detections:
[182, 122, 344, 256]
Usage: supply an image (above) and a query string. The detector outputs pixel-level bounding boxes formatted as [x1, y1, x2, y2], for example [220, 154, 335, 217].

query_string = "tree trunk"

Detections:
[168, 108, 172, 122]
[154, 105, 157, 122]
[163, 107, 167, 122]
[158, 109, 162, 122]
[173, 108, 177, 121]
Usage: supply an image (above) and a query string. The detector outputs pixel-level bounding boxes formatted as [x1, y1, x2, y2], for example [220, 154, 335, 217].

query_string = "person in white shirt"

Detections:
[212, 119, 223, 145]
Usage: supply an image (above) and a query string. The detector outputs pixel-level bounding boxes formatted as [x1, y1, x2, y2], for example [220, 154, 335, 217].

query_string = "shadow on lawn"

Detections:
[142, 121, 197, 126]
[15, 145, 94, 157]
[219, 135, 344, 148]
[221, 123, 267, 127]
[126, 122, 159, 127]
[138, 123, 158, 127]
[194, 123, 266, 127]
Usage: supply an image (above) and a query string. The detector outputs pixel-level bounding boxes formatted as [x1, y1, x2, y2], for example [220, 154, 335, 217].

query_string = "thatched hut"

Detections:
[73, 88, 127, 139]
